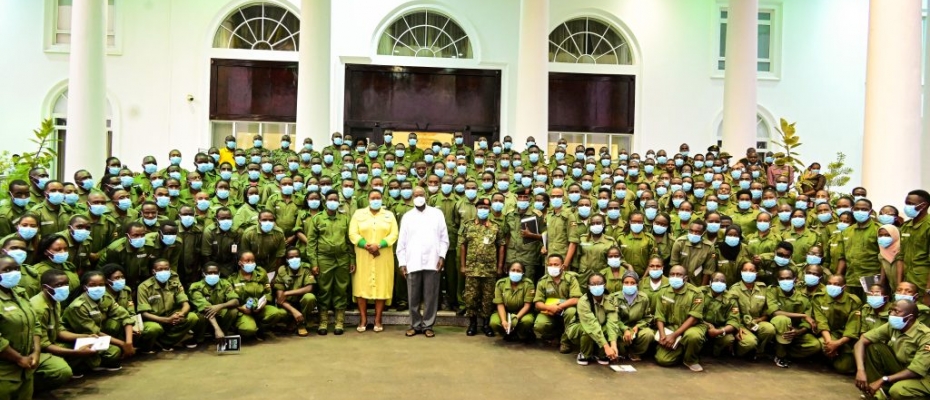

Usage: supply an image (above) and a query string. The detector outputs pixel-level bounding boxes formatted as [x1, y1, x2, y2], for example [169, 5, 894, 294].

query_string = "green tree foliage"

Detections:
[0, 119, 58, 201]
[824, 152, 853, 196]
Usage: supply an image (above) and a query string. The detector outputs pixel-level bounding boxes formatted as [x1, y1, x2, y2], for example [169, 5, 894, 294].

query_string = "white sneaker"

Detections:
[685, 362, 704, 372]
[576, 353, 590, 366]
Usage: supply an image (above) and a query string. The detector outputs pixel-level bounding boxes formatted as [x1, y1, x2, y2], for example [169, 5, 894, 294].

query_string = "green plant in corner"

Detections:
[0, 119, 59, 202]
[823, 152, 853, 198]
[771, 118, 812, 190]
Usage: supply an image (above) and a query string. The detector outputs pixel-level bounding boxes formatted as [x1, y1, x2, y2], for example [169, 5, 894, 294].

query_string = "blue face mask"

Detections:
[248, 194, 261, 205]
[608, 210, 622, 221]
[889, 315, 910, 331]
[678, 211, 692, 222]
[895, 294, 915, 302]
[738, 200, 751, 210]
[653, 224, 667, 235]
[755, 221, 770, 232]
[710, 281, 727, 293]
[170, 156, 182, 166]
[109, 279, 126, 292]
[71, 228, 90, 242]
[878, 236, 893, 248]
[369, 199, 383, 210]
[181, 215, 196, 228]
[476, 209, 490, 220]
[774, 255, 790, 267]
[791, 217, 806, 228]
[11, 197, 29, 208]
[155, 270, 172, 283]
[687, 233, 701, 244]
[51, 251, 69, 264]
[5, 249, 26, 266]
[218, 219, 233, 231]
[693, 188, 706, 199]
[260, 221, 275, 233]
[509, 272, 523, 283]
[589, 285, 605, 297]
[877, 214, 896, 225]
[645, 208, 658, 221]
[725, 236, 741, 247]
[589, 224, 604, 235]
[853, 210, 871, 223]
[81, 179, 95, 191]
[706, 222, 720, 234]
[47, 192, 65, 205]
[550, 197, 564, 209]
[400, 189, 413, 199]
[669, 277, 684, 289]
[776, 183, 788, 192]
[741, 271, 757, 283]
[287, 257, 302, 270]
[804, 274, 820, 287]
[205, 274, 221, 286]
[826, 284, 843, 298]
[577, 206, 591, 218]
[760, 199, 776, 209]
[326, 201, 340, 211]
[129, 237, 146, 249]
[778, 279, 795, 292]
[86, 286, 105, 301]
[866, 295, 885, 309]
[235, 156, 247, 166]
[0, 271, 20, 289]
[156, 196, 170, 208]
[216, 189, 230, 200]
[144, 163, 158, 174]
[161, 234, 177, 246]
[648, 269, 663, 280]
[622, 285, 637, 296]
[806, 254, 822, 265]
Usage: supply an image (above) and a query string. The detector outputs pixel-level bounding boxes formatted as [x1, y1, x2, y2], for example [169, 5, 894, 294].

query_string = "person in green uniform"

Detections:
[566, 273, 620, 366]
[264, 175, 300, 242]
[232, 186, 261, 233]
[63, 270, 138, 360]
[730, 189, 761, 236]
[32, 235, 79, 295]
[640, 256, 670, 307]
[503, 189, 546, 281]
[429, 174, 462, 312]
[611, 270, 654, 361]
[30, 180, 70, 238]
[854, 299, 930, 399]
[845, 284, 891, 347]
[306, 192, 354, 335]
[136, 259, 202, 351]
[617, 211, 655, 276]
[670, 220, 716, 286]
[0, 255, 41, 400]
[768, 267, 822, 368]
[1, 238, 39, 298]
[0, 180, 32, 238]
[654, 264, 707, 372]
[898, 190, 930, 300]
[813, 274, 862, 374]
[459, 198, 505, 337]
[489, 262, 535, 342]
[780, 208, 821, 266]
[28, 270, 80, 389]
[97, 222, 158, 289]
[727, 262, 775, 357]
[240, 210, 286, 274]
[835, 198, 881, 301]
[533, 255, 582, 353]
[651, 213, 674, 266]
[187, 262, 239, 344]
[274, 248, 316, 337]
[201, 207, 240, 277]
[229, 252, 285, 340]
[703, 272, 749, 357]
[716, 226, 753, 285]
[568, 214, 617, 288]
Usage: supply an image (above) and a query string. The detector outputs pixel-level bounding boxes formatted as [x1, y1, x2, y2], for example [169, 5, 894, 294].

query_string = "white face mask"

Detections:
[413, 196, 427, 207]
[427, 185, 439, 194]
[547, 266, 561, 277]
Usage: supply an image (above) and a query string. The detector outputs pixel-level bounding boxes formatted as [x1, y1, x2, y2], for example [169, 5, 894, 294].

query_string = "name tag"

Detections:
[235, 283, 246, 287]
[3, 306, 16, 311]
[830, 243, 838, 247]
[694, 266, 702, 276]
[89, 310, 101, 316]
[620, 245, 628, 248]
[820, 306, 830, 310]
[137, 254, 148, 258]
[79, 253, 87, 257]
[866, 317, 876, 323]
[754, 295, 765, 299]
[785, 238, 796, 242]
[41, 221, 53, 225]
[680, 252, 689, 257]
[717, 261, 727, 265]
[483, 236, 491, 245]
[661, 296, 676, 304]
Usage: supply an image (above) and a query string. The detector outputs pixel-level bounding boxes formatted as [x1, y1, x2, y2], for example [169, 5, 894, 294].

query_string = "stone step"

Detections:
[322, 310, 472, 327]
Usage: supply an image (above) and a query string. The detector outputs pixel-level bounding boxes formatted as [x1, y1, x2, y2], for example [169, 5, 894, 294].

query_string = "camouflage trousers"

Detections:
[464, 276, 496, 318]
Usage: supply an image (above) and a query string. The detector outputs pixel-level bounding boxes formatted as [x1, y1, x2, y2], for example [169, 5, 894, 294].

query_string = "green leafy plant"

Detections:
[771, 118, 812, 190]
[823, 152, 853, 197]
[0, 119, 58, 201]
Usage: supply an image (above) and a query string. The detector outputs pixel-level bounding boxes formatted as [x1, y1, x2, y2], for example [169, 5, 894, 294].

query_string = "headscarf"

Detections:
[622, 270, 640, 304]
[879, 224, 900, 263]
[720, 225, 743, 261]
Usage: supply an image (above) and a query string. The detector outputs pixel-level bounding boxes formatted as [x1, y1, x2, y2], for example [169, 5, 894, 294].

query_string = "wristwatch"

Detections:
[882, 376, 890, 383]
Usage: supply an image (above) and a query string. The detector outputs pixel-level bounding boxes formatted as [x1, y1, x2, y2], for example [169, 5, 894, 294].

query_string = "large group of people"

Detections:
[0, 131, 928, 399]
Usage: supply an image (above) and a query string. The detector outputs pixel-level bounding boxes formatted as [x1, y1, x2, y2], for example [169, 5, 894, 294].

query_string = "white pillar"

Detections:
[720, 0, 758, 157]
[296, 0, 331, 147]
[862, 0, 922, 208]
[66, 0, 107, 179]
[923, 2, 930, 191]
[512, 0, 549, 151]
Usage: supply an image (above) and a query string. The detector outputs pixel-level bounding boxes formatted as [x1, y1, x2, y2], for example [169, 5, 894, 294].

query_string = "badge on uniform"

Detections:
[217, 335, 242, 354]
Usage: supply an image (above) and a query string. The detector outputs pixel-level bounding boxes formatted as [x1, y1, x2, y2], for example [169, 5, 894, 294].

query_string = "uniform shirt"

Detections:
[274, 265, 316, 301]
[32, 259, 79, 292]
[812, 291, 862, 337]
[188, 279, 239, 312]
[746, 231, 780, 262]
[639, 276, 670, 309]
[670, 236, 716, 285]
[654, 283, 704, 327]
[201, 224, 241, 276]
[145, 231, 183, 273]
[533, 272, 583, 304]
[502, 209, 546, 268]
[136, 273, 189, 317]
[843, 303, 888, 340]
[727, 281, 769, 320]
[396, 206, 449, 274]
[86, 213, 121, 255]
[63, 292, 134, 335]
[458, 219, 504, 278]
[701, 287, 742, 330]
[0, 202, 29, 238]
[715, 245, 754, 285]
[18, 265, 41, 299]
[765, 287, 813, 330]
[898, 217, 930, 286]
[617, 232, 656, 277]
[576, 294, 620, 347]
[227, 267, 273, 304]
[30, 201, 70, 237]
[492, 277, 535, 313]
[781, 228, 822, 265]
[0, 287, 40, 382]
[264, 194, 300, 236]
[835, 220, 881, 283]
[429, 193, 463, 247]
[610, 290, 654, 331]
[305, 211, 354, 266]
[862, 321, 930, 377]
[29, 294, 63, 350]
[730, 209, 761, 236]
[240, 225, 286, 272]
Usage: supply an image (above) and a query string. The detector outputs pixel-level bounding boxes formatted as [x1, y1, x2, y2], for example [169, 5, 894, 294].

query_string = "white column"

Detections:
[296, 0, 331, 146]
[512, 0, 549, 150]
[66, 0, 107, 179]
[862, 0, 922, 208]
[923, 3, 930, 191]
[720, 0, 758, 156]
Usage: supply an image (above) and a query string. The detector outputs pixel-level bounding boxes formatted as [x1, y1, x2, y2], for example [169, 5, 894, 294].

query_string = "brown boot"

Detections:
[317, 310, 329, 335]
[334, 309, 346, 335]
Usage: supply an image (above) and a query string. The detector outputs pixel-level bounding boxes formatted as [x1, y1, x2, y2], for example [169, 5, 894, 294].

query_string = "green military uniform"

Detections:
[30, 202, 70, 238]
[63, 291, 139, 347]
[98, 236, 158, 288]
[701, 287, 747, 357]
[610, 290, 655, 358]
[639, 275, 670, 309]
[232, 203, 260, 233]
[766, 286, 822, 359]
[617, 232, 656, 277]
[653, 234, 674, 266]
[16, 266, 40, 299]
[239, 225, 286, 273]
[55, 230, 92, 278]
[780, 228, 821, 266]
[861, 322, 930, 399]
[135, 273, 202, 348]
[26, 294, 72, 391]
[458, 219, 505, 319]
[227, 267, 286, 339]
[503, 209, 546, 280]
[835, 220, 880, 300]
[532, 272, 582, 341]
[0, 287, 40, 400]
[670, 236, 716, 286]
[305, 211, 354, 318]
[812, 290, 862, 373]
[899, 216, 930, 289]
[566, 294, 619, 359]
[730, 209, 761, 236]
[146, 232, 182, 273]
[188, 278, 239, 340]
[200, 224, 240, 277]
[264, 194, 299, 237]
[844, 303, 888, 344]
[727, 282, 775, 355]
[573, 233, 617, 288]
[31, 260, 79, 296]
[0, 202, 29, 238]
[430, 193, 463, 308]
[488, 277, 535, 339]
[176, 222, 203, 286]
[273, 264, 317, 329]
[654, 282, 707, 367]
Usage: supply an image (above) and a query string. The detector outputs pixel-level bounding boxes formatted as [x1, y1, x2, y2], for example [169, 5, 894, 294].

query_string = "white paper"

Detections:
[610, 365, 637, 372]
[74, 336, 110, 351]
[267, 271, 276, 283]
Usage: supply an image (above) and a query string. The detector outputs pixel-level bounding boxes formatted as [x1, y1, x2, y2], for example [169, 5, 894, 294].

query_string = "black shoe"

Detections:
[483, 325, 495, 337]
[466, 317, 477, 336]
[334, 328, 344, 335]
[317, 328, 328, 336]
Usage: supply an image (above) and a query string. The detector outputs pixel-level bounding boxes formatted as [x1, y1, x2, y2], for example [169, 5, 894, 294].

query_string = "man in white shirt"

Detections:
[396, 186, 449, 337]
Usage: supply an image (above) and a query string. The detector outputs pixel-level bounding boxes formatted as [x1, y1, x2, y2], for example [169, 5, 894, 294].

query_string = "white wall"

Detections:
[0, 0, 871, 190]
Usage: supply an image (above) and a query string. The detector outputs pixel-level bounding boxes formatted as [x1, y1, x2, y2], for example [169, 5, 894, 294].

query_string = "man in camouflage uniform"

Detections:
[459, 198, 505, 336]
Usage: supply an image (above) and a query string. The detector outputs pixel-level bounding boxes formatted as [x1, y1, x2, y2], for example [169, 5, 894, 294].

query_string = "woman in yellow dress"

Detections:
[349, 190, 399, 333]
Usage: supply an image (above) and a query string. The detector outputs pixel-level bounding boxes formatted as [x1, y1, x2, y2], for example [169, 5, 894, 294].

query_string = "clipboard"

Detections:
[217, 335, 241, 354]
[520, 216, 541, 244]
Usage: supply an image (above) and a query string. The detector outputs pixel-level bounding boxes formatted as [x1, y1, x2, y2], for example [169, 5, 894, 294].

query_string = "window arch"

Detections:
[377, 10, 472, 58]
[50, 89, 115, 179]
[716, 114, 772, 151]
[549, 17, 633, 65]
[212, 2, 300, 51]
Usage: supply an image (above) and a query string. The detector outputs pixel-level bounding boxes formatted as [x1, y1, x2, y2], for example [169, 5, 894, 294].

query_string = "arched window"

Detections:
[377, 10, 472, 58]
[51, 90, 114, 179]
[717, 115, 772, 151]
[212, 3, 300, 51]
[549, 17, 633, 65]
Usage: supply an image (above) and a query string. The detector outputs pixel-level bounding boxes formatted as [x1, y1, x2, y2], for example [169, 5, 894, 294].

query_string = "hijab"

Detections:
[879, 224, 900, 263]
